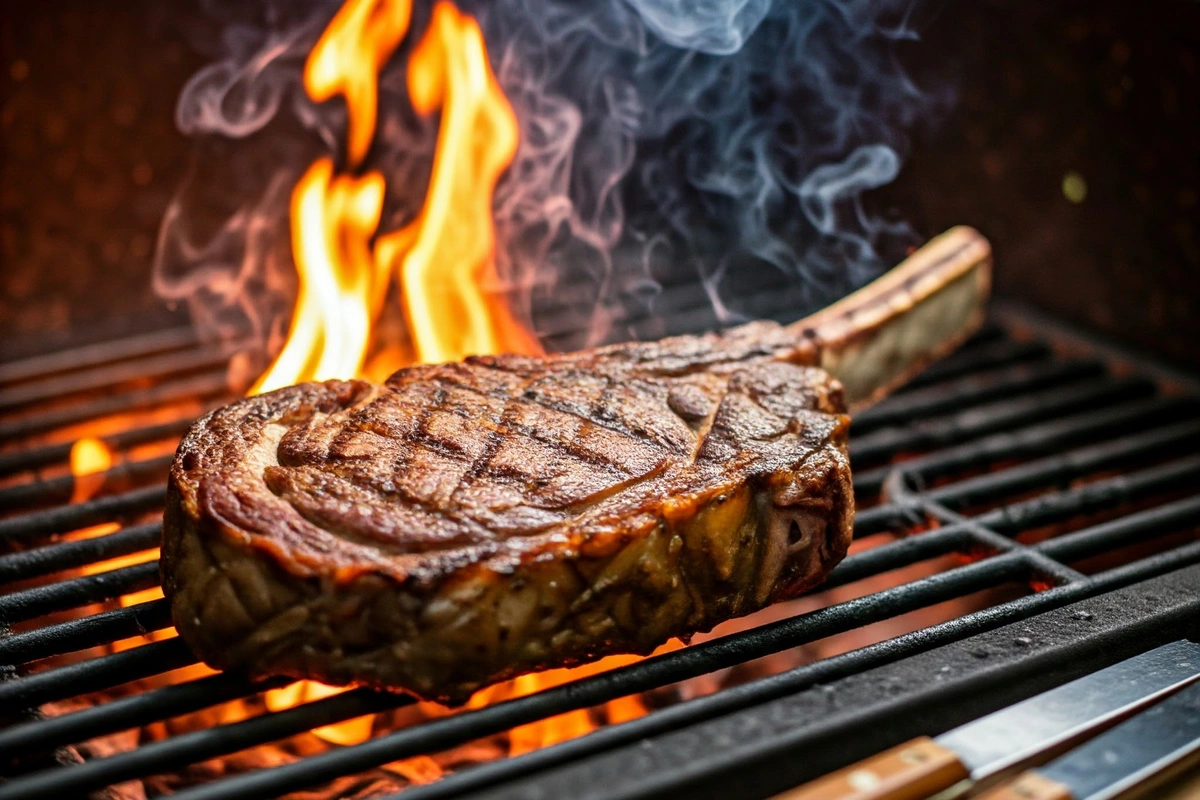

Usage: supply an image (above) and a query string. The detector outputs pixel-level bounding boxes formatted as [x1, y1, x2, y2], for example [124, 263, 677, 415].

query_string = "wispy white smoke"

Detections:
[156, 0, 952, 354]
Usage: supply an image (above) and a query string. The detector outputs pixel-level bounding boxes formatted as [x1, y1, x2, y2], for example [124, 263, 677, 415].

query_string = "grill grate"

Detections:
[1, 310, 1199, 800]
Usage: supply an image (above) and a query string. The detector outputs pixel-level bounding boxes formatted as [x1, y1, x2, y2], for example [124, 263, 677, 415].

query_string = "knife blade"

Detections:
[977, 679, 1200, 800]
[774, 640, 1200, 800]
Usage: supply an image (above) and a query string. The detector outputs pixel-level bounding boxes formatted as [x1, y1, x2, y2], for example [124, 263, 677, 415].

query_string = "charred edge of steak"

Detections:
[163, 451, 851, 705]
[162, 381, 852, 704]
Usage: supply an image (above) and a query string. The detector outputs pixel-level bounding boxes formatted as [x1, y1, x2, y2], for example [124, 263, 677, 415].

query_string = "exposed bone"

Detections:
[792, 226, 992, 406]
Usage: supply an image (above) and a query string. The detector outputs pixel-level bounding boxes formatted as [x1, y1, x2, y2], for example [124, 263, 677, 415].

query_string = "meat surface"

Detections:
[162, 227, 991, 703]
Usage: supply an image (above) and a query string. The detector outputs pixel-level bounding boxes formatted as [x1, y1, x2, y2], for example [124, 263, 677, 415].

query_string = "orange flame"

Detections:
[253, 0, 538, 394]
[250, 160, 388, 393]
[69, 437, 114, 503]
[250, 0, 650, 757]
[378, 1, 539, 363]
[305, 0, 413, 168]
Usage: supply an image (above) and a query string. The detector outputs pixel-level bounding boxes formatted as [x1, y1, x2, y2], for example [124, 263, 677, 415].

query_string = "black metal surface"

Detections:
[0, 372, 233, 441]
[0, 485, 166, 540]
[0, 454, 175, 513]
[0, 312, 1198, 800]
[0, 418, 198, 478]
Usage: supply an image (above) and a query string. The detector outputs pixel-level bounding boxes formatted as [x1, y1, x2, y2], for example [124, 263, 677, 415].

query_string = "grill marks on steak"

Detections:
[163, 322, 853, 702]
[262, 321, 816, 559]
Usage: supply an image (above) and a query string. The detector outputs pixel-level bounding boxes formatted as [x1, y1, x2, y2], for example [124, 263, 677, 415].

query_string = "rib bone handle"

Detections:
[794, 225, 992, 406]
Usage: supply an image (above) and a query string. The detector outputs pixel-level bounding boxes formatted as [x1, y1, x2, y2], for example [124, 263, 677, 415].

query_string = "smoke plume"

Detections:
[156, 0, 952, 355]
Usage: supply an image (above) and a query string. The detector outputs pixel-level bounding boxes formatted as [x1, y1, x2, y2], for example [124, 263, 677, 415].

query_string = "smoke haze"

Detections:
[156, 0, 952, 355]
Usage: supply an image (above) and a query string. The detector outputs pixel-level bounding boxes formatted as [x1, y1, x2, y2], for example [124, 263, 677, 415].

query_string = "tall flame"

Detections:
[252, 0, 537, 394]
[250, 160, 387, 393]
[305, 0, 413, 168]
[378, 2, 538, 363]
[250, 0, 646, 758]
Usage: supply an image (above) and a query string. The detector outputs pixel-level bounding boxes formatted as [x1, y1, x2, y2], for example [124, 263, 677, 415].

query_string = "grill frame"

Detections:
[1, 304, 1198, 800]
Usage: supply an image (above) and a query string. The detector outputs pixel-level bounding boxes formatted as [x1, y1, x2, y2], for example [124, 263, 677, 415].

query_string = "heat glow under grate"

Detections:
[1, 314, 1199, 800]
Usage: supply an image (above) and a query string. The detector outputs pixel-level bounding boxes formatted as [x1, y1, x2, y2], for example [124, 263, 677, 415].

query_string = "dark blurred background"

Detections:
[2, 0, 1197, 366]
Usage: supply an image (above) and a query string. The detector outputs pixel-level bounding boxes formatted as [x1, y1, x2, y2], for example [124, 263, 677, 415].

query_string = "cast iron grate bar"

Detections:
[850, 358, 1106, 433]
[0, 342, 242, 414]
[0, 599, 173, 665]
[853, 395, 1200, 495]
[0, 372, 234, 442]
[0, 638, 198, 710]
[1, 319, 1198, 800]
[0, 561, 161, 624]
[0, 454, 175, 514]
[0, 417, 198, 478]
[0, 327, 204, 386]
[895, 338, 1051, 390]
[0, 673, 292, 761]
[849, 375, 1155, 464]
[119, 545, 1200, 800]
[0, 486, 167, 541]
[0, 522, 162, 583]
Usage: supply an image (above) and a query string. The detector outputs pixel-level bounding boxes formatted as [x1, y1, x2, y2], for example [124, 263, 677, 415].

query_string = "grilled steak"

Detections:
[162, 227, 991, 703]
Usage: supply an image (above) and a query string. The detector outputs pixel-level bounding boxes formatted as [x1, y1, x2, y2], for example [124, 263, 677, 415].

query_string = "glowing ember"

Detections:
[264, 680, 374, 746]
[471, 643, 683, 756]
[65, 436, 172, 652]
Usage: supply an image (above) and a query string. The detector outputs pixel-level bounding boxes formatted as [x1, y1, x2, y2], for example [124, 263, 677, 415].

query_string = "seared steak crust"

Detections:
[163, 322, 853, 703]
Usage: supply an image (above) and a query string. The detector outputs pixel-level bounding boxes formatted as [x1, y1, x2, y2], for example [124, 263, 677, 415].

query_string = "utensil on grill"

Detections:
[978, 678, 1200, 800]
[773, 640, 1200, 800]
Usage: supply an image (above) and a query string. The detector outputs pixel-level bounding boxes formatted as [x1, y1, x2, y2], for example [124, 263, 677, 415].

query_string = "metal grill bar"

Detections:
[0, 327, 203, 386]
[0, 558, 1032, 800]
[0, 522, 161, 583]
[1038, 494, 1200, 562]
[0, 486, 166, 540]
[0, 599, 172, 664]
[853, 418, 1200, 534]
[0, 690, 415, 798]
[897, 339, 1051, 389]
[0, 638, 196, 709]
[0, 419, 196, 478]
[0, 373, 231, 441]
[0, 445, 1189, 677]
[0, 673, 291, 760]
[854, 357, 1104, 431]
[385, 565, 1200, 800]
[163, 545, 1200, 800]
[7, 458, 1198, 800]
[853, 396, 1199, 495]
[851, 359, 1106, 433]
[0, 344, 239, 414]
[0, 562, 160, 624]
[922, 421, 1200, 511]
[0, 455, 175, 513]
[849, 376, 1155, 463]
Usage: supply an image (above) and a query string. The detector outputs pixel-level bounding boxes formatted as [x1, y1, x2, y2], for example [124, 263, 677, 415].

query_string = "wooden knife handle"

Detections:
[772, 737, 970, 800]
[974, 772, 1075, 800]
